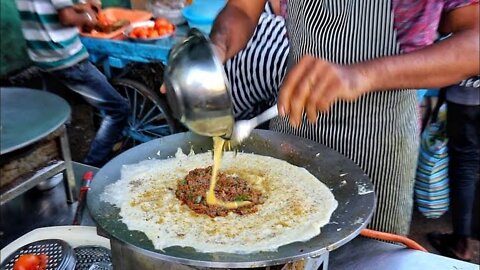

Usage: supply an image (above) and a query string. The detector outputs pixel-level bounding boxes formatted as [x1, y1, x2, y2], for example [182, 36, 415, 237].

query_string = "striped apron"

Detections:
[225, 3, 289, 120]
[270, 0, 420, 235]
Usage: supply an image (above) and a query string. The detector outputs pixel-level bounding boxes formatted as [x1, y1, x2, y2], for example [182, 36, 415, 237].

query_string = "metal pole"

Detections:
[59, 125, 76, 203]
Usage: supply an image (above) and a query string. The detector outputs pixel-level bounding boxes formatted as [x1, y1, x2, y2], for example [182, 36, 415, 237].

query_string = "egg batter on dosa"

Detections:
[101, 149, 338, 254]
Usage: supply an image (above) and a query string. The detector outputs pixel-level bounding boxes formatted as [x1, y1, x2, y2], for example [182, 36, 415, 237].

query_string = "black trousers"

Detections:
[447, 102, 480, 237]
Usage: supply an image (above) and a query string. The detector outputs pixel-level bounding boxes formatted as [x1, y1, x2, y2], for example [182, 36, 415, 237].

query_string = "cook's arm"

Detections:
[210, 0, 267, 62]
[279, 4, 479, 126]
[357, 4, 479, 92]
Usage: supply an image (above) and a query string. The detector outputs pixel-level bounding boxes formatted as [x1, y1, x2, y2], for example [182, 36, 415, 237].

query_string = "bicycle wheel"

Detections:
[109, 78, 181, 149]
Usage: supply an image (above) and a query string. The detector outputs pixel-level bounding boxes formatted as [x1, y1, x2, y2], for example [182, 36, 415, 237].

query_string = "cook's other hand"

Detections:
[278, 55, 369, 127]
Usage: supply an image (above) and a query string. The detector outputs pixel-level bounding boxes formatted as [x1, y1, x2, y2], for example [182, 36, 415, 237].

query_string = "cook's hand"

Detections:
[278, 55, 369, 127]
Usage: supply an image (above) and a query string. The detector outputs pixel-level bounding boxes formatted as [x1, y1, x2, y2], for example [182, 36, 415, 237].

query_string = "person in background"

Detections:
[15, 0, 130, 166]
[428, 75, 480, 261]
[224, 0, 289, 120]
[208, 0, 479, 236]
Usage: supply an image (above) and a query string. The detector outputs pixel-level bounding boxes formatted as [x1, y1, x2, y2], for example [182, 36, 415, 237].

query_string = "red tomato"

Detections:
[132, 27, 141, 36]
[147, 28, 154, 36]
[149, 29, 159, 38]
[13, 254, 47, 270]
[165, 24, 174, 33]
[158, 28, 167, 36]
[154, 18, 169, 30]
[133, 27, 148, 38]
[38, 255, 47, 270]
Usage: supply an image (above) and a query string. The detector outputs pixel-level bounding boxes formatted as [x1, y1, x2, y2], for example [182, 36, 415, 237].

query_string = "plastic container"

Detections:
[80, 8, 152, 39]
[182, 0, 225, 34]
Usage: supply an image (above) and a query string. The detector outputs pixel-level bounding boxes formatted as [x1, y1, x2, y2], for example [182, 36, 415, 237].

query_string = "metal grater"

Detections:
[73, 246, 112, 270]
[0, 239, 76, 270]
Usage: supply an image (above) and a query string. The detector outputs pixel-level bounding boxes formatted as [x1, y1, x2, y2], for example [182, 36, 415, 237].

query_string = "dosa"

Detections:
[101, 150, 338, 254]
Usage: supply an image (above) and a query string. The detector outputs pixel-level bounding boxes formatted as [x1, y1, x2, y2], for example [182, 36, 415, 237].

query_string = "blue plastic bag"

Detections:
[415, 119, 449, 218]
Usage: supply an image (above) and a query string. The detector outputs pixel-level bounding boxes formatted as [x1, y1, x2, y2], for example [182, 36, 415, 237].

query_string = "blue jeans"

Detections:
[447, 102, 480, 237]
[51, 60, 130, 166]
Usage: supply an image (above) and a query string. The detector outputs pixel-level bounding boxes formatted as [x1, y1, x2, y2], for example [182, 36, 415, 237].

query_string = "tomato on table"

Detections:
[158, 28, 167, 36]
[165, 23, 174, 33]
[154, 18, 175, 34]
[149, 30, 159, 38]
[154, 18, 169, 29]
[129, 18, 175, 39]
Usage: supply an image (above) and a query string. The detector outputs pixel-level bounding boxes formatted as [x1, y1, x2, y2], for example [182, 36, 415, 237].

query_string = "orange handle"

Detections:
[360, 229, 428, 252]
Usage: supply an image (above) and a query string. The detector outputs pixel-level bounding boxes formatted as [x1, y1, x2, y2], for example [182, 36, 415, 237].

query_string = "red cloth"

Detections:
[393, 0, 479, 52]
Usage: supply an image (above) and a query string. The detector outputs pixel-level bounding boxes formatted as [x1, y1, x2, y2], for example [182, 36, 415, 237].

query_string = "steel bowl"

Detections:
[163, 28, 234, 138]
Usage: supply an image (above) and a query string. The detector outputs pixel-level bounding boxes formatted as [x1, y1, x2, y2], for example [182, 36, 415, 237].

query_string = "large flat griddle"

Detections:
[87, 130, 375, 268]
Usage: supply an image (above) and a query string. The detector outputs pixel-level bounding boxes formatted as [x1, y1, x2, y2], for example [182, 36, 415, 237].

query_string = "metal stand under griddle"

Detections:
[0, 126, 76, 205]
[107, 236, 330, 270]
[296, 252, 329, 270]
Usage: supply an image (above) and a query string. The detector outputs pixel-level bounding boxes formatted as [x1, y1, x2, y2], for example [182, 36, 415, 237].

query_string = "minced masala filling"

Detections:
[176, 167, 264, 217]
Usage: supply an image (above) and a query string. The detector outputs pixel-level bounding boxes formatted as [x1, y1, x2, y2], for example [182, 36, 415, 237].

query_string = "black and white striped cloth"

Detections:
[270, 0, 419, 235]
[224, 3, 289, 120]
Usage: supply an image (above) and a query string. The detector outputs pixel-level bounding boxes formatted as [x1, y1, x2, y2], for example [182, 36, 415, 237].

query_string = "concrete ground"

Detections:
[409, 208, 480, 264]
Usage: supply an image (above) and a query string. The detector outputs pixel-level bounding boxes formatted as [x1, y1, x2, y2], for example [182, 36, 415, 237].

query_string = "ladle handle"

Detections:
[253, 105, 279, 127]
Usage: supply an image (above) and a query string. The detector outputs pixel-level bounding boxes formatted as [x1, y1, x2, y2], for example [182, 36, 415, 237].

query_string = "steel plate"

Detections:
[87, 130, 375, 268]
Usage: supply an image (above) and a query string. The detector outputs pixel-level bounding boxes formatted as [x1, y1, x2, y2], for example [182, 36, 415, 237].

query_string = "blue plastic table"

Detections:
[80, 25, 189, 78]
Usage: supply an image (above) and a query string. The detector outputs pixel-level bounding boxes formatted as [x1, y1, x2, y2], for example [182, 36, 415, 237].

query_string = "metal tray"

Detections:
[87, 130, 375, 268]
